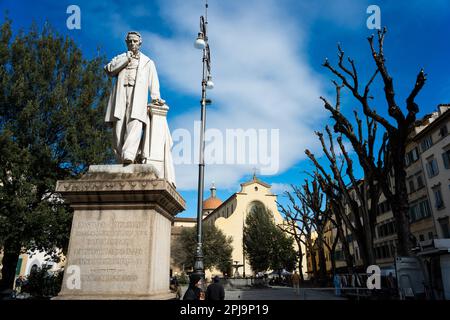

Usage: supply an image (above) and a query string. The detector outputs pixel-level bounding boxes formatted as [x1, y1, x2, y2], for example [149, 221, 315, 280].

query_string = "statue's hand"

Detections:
[126, 51, 133, 62]
[151, 98, 166, 106]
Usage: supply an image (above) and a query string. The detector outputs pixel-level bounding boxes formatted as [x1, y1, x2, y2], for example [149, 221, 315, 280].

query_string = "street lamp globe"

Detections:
[206, 75, 214, 89]
[194, 33, 206, 49]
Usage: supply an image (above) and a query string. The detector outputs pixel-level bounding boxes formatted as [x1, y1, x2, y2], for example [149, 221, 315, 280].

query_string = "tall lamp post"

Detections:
[192, 0, 214, 281]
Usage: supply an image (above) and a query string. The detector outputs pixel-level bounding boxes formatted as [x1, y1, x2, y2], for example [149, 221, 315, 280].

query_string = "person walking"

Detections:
[183, 274, 204, 300]
[206, 276, 225, 301]
[386, 272, 397, 297]
[291, 271, 300, 295]
[333, 273, 342, 296]
[170, 276, 182, 300]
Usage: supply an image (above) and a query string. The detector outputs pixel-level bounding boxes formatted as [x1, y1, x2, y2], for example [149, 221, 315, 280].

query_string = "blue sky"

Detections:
[3, 0, 450, 217]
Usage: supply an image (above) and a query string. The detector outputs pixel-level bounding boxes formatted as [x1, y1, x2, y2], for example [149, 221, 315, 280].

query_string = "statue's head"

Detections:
[125, 31, 142, 54]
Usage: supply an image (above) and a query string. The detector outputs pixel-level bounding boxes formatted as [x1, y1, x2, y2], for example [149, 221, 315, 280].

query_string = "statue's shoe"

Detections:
[123, 159, 133, 165]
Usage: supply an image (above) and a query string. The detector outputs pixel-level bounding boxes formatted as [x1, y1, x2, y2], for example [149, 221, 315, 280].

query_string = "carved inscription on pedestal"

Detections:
[68, 212, 151, 292]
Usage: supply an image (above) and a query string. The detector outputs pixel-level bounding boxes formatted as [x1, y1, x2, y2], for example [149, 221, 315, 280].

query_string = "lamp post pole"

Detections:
[193, 1, 213, 281]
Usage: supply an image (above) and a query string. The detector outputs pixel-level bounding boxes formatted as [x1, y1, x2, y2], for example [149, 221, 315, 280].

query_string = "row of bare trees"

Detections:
[278, 28, 426, 279]
[278, 179, 351, 281]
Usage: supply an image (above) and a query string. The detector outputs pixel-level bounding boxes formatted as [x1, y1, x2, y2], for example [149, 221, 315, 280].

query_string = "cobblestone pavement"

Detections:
[224, 286, 347, 300]
[180, 285, 347, 300]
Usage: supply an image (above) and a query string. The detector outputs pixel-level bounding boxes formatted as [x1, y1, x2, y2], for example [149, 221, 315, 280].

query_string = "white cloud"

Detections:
[270, 183, 292, 196]
[142, 0, 327, 190]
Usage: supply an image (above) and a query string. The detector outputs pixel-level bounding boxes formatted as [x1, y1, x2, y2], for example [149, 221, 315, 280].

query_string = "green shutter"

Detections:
[15, 257, 23, 276]
[442, 151, 450, 169]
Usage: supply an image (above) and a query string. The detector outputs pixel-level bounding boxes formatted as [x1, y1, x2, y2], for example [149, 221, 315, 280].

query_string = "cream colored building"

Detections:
[373, 104, 450, 265]
[306, 105, 450, 277]
[0, 249, 65, 290]
[170, 175, 307, 279]
[413, 105, 450, 238]
[170, 217, 196, 276]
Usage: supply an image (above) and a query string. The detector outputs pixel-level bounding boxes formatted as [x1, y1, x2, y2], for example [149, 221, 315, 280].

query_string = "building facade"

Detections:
[170, 175, 307, 279]
[306, 105, 450, 280]
[413, 105, 450, 239]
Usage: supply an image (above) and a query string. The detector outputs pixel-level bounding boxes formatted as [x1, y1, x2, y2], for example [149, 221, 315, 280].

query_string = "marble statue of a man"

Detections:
[104, 31, 165, 164]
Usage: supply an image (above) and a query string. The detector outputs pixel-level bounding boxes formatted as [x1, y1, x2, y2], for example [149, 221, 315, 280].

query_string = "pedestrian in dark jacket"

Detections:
[206, 276, 225, 301]
[183, 274, 204, 300]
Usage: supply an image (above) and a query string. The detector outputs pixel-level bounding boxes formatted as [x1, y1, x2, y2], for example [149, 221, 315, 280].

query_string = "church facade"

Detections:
[171, 175, 307, 279]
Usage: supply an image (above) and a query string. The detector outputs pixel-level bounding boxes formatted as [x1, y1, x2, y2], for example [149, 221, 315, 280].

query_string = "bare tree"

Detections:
[319, 203, 340, 275]
[302, 179, 329, 282]
[306, 124, 380, 267]
[276, 205, 305, 282]
[279, 178, 346, 281]
[314, 172, 355, 273]
[319, 28, 426, 256]
[278, 190, 318, 281]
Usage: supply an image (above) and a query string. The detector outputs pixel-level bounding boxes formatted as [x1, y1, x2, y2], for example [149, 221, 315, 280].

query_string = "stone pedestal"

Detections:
[54, 164, 185, 300]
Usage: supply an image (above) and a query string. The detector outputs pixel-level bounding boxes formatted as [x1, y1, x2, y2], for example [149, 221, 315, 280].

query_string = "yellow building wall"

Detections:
[206, 180, 302, 277]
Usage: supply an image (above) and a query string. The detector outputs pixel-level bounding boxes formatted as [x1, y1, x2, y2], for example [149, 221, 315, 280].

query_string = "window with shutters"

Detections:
[419, 199, 432, 218]
[417, 175, 425, 189]
[426, 158, 439, 178]
[433, 188, 444, 210]
[408, 180, 415, 193]
[405, 147, 420, 167]
[442, 149, 450, 169]
[439, 125, 448, 138]
[421, 136, 433, 152]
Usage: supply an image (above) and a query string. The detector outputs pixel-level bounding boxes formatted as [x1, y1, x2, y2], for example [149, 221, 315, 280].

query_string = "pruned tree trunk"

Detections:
[380, 131, 413, 256]
[334, 213, 354, 273]
[323, 224, 340, 276]
[309, 246, 318, 281]
[317, 244, 327, 284]
[295, 238, 305, 282]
